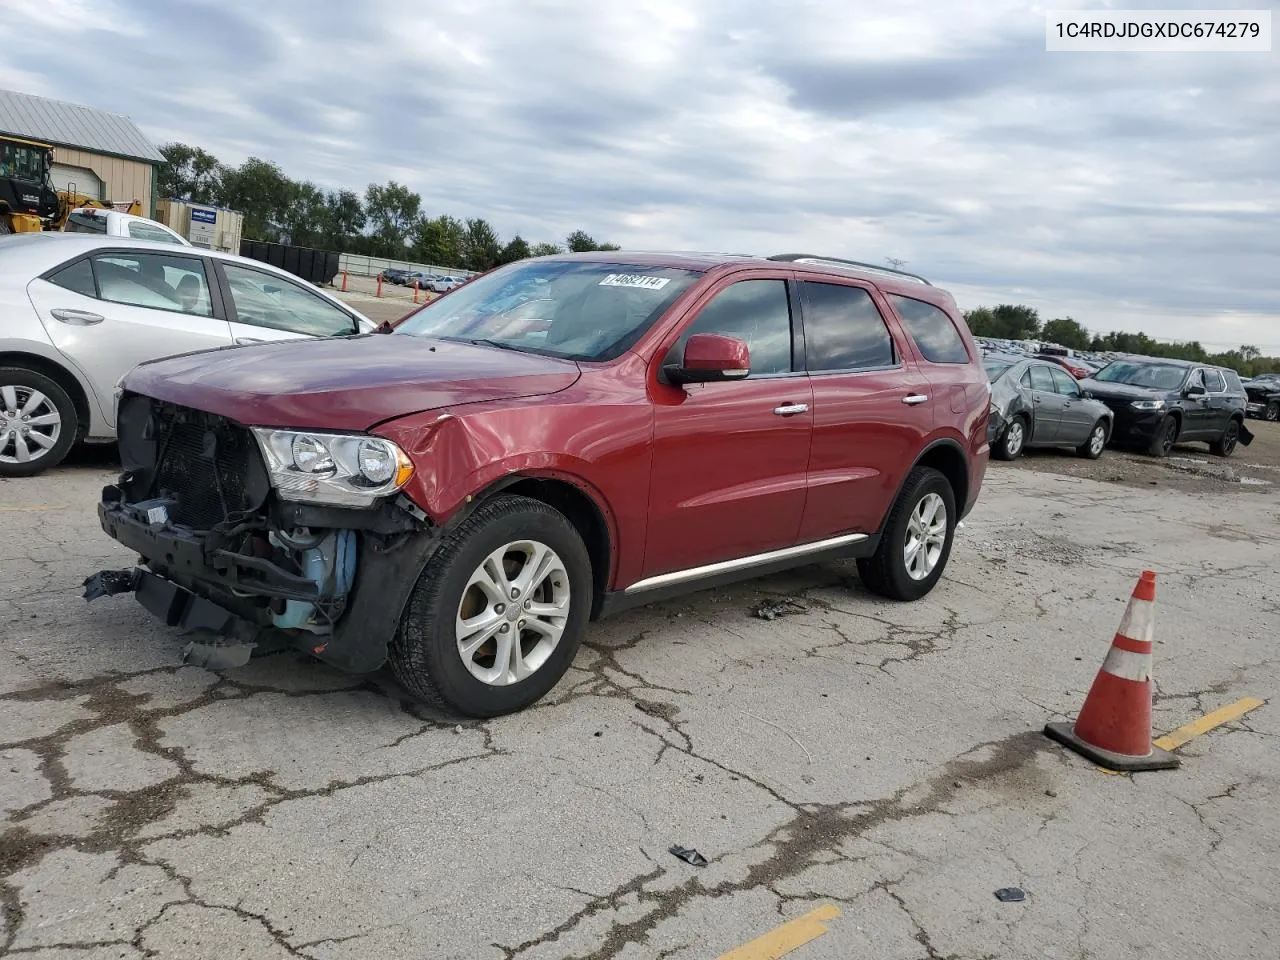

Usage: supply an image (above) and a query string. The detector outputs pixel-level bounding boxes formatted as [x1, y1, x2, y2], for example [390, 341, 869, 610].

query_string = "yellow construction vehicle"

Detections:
[0, 134, 61, 234]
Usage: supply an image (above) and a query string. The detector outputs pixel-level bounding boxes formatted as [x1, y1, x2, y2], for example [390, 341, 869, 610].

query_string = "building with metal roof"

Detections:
[0, 90, 163, 216]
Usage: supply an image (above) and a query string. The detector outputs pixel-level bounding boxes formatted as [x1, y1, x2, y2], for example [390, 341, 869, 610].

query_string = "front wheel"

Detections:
[1146, 415, 1178, 457]
[857, 466, 957, 602]
[1077, 420, 1108, 459]
[389, 494, 591, 717]
[1210, 419, 1240, 458]
[1264, 401, 1279, 422]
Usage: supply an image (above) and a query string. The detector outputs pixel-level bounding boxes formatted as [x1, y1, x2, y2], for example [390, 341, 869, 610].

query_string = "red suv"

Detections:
[87, 252, 990, 716]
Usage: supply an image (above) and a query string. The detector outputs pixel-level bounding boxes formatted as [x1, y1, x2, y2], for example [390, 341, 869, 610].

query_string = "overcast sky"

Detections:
[6, 0, 1278, 349]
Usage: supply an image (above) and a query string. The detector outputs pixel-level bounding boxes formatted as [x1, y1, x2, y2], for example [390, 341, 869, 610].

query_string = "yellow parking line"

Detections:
[717, 904, 841, 960]
[1153, 697, 1265, 752]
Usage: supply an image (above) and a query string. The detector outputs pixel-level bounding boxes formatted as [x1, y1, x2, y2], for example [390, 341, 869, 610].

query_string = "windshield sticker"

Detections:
[599, 274, 671, 290]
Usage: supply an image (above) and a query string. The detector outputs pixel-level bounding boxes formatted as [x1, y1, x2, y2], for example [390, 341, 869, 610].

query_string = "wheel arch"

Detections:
[879, 438, 970, 537]
[0, 350, 93, 441]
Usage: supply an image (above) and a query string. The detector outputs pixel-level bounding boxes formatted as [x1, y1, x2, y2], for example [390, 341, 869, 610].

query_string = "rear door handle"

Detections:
[773, 403, 809, 416]
[50, 308, 104, 326]
[235, 337, 264, 345]
[902, 394, 929, 406]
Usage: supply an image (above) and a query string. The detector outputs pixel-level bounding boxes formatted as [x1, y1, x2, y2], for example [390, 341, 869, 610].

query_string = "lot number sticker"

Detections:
[599, 274, 671, 290]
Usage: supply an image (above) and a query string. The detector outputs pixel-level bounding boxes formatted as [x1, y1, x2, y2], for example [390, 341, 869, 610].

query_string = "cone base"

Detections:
[1044, 721, 1180, 772]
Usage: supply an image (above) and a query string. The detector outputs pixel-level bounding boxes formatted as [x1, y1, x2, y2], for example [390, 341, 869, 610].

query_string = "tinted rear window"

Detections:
[47, 258, 97, 297]
[800, 282, 895, 372]
[890, 295, 969, 364]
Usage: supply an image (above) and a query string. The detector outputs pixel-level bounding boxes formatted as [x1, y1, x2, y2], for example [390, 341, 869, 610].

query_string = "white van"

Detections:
[63, 208, 190, 246]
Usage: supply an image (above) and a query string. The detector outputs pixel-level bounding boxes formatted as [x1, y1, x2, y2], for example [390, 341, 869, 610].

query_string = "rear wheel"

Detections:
[992, 416, 1026, 461]
[1264, 401, 1279, 422]
[1210, 418, 1240, 457]
[857, 466, 956, 601]
[390, 495, 591, 717]
[1077, 420, 1108, 459]
[1146, 415, 1178, 457]
[0, 367, 78, 477]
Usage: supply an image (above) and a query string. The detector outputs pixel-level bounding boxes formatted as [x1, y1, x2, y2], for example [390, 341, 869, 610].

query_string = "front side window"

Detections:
[801, 282, 895, 372]
[1202, 369, 1227, 393]
[1028, 364, 1055, 392]
[1048, 366, 1079, 396]
[395, 260, 702, 361]
[90, 252, 213, 316]
[222, 264, 357, 337]
[673, 279, 793, 376]
[889, 294, 969, 364]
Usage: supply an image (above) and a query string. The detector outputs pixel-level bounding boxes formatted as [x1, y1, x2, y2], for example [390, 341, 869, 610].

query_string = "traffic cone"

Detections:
[1044, 570, 1179, 771]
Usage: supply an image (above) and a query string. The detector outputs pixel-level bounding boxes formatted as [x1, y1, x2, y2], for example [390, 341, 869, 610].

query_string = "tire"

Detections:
[0, 367, 78, 477]
[0, 217, 12, 235]
[1210, 418, 1241, 458]
[992, 416, 1027, 461]
[1265, 401, 1279, 422]
[1076, 420, 1108, 460]
[856, 466, 957, 602]
[1146, 414, 1178, 458]
[389, 494, 592, 718]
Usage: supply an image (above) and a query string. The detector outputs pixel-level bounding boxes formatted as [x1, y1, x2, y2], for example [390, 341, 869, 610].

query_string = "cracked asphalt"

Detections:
[2, 455, 1277, 959]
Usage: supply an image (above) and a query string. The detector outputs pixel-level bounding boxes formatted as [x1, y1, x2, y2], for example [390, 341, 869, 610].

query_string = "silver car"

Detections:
[0, 233, 375, 476]
[984, 353, 1114, 461]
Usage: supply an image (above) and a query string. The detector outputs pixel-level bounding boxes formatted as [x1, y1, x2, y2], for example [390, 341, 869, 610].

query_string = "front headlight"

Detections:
[252, 429, 414, 507]
[1130, 399, 1166, 411]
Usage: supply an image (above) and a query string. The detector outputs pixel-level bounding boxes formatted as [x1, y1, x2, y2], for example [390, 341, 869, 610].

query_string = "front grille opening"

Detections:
[152, 410, 263, 528]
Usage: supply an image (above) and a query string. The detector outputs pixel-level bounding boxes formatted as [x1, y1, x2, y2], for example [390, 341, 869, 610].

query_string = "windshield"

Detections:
[983, 359, 1015, 382]
[1093, 361, 1187, 390]
[394, 260, 702, 361]
[0, 141, 48, 182]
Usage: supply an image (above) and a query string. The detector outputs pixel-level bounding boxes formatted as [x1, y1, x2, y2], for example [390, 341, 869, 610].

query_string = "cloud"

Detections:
[5, 0, 1277, 348]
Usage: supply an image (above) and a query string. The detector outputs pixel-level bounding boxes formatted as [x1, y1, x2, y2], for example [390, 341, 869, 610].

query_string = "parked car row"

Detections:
[1242, 373, 1280, 421]
[379, 268, 468, 293]
[982, 343, 1254, 462]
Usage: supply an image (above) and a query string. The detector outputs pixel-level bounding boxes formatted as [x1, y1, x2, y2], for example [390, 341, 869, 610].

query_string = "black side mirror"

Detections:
[1185, 384, 1206, 397]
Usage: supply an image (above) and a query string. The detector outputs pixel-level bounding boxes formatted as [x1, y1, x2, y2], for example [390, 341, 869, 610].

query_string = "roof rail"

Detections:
[767, 253, 932, 286]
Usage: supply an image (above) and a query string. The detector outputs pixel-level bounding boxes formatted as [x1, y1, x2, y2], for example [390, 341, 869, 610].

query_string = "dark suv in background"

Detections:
[1081, 357, 1253, 457]
[88, 251, 990, 717]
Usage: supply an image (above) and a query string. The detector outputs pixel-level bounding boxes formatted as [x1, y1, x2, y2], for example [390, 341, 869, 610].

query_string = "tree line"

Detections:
[963, 304, 1278, 377]
[157, 143, 620, 272]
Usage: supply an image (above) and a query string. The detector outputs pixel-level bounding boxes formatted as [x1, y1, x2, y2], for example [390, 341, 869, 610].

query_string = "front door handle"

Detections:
[773, 403, 809, 416]
[235, 337, 264, 345]
[902, 394, 929, 406]
[50, 308, 104, 326]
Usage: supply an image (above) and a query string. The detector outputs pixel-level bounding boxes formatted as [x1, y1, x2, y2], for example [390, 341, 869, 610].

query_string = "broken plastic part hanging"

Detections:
[182, 630, 257, 669]
[82, 568, 140, 602]
[668, 845, 708, 867]
[994, 887, 1026, 902]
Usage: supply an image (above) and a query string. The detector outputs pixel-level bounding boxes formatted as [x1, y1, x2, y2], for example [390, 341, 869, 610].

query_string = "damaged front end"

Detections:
[86, 395, 438, 672]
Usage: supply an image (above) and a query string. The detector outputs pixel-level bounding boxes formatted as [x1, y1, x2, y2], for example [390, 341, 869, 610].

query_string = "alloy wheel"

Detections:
[1089, 425, 1106, 456]
[1005, 421, 1024, 457]
[455, 539, 570, 686]
[0, 385, 62, 466]
[904, 493, 947, 581]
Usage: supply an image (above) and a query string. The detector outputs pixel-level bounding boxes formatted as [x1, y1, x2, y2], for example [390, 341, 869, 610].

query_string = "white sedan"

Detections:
[0, 233, 375, 476]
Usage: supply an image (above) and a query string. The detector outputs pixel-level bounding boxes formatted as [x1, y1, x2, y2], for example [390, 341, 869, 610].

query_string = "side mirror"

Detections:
[1185, 384, 1206, 397]
[1081, 390, 1093, 400]
[663, 333, 750, 386]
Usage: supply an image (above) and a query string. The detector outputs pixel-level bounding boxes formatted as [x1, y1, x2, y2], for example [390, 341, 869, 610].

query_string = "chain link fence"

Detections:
[337, 252, 478, 280]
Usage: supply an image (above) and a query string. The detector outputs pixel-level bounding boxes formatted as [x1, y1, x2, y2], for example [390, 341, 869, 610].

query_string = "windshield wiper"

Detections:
[445, 336, 525, 353]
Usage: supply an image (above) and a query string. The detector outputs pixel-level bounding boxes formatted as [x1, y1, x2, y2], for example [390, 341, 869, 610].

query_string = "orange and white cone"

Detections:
[1044, 570, 1179, 771]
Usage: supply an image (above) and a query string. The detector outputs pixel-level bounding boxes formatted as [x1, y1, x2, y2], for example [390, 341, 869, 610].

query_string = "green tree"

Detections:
[461, 218, 502, 271]
[1040, 316, 1091, 350]
[157, 143, 224, 204]
[410, 215, 465, 267]
[498, 234, 532, 265]
[324, 190, 366, 250]
[218, 157, 296, 241]
[279, 181, 329, 248]
[596, 242, 621, 251]
[364, 181, 422, 256]
[530, 242, 564, 257]
[565, 230, 597, 252]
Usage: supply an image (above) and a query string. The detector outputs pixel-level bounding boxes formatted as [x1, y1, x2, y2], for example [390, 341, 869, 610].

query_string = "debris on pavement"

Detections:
[669, 845, 709, 867]
[994, 887, 1027, 902]
[751, 597, 809, 620]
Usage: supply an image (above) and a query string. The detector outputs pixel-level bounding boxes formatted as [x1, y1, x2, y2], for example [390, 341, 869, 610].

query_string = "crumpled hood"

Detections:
[124, 334, 582, 431]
